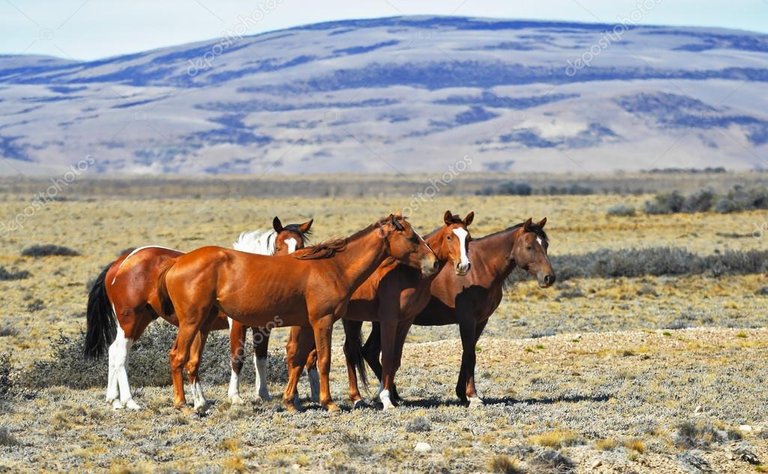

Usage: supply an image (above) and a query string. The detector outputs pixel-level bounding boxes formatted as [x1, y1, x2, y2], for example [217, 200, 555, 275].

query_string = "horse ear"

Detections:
[273, 216, 283, 233]
[444, 210, 453, 225]
[299, 219, 313, 233]
[390, 214, 404, 231]
[523, 218, 533, 231]
[464, 211, 475, 226]
[537, 217, 547, 228]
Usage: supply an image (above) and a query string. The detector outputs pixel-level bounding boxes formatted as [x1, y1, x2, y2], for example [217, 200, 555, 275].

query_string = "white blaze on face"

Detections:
[536, 237, 543, 247]
[453, 228, 470, 271]
[285, 237, 298, 254]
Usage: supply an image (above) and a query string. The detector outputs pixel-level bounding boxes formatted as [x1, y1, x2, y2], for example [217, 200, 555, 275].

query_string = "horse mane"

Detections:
[293, 218, 386, 260]
[444, 213, 465, 224]
[282, 223, 312, 245]
[478, 222, 548, 243]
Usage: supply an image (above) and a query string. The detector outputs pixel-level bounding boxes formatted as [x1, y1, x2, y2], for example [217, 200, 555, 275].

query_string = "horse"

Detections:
[84, 217, 312, 410]
[359, 218, 555, 407]
[160, 214, 438, 412]
[285, 210, 475, 410]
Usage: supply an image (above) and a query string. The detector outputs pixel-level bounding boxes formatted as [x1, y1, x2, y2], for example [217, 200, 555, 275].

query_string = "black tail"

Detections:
[84, 263, 117, 359]
[343, 320, 368, 390]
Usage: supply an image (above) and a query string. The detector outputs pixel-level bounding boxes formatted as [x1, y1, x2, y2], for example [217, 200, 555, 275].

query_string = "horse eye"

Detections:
[526, 245, 533, 251]
[447, 235, 452, 240]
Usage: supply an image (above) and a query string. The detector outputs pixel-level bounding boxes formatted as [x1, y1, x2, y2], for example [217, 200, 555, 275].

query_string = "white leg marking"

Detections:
[112, 326, 139, 410]
[254, 355, 271, 401]
[468, 395, 484, 408]
[380, 389, 395, 410]
[106, 343, 118, 402]
[307, 367, 320, 403]
[226, 317, 244, 404]
[192, 380, 208, 411]
[453, 228, 471, 273]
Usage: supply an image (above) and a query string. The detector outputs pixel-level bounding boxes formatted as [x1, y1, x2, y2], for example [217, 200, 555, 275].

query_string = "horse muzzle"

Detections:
[455, 262, 471, 276]
[420, 256, 439, 277]
[538, 272, 556, 288]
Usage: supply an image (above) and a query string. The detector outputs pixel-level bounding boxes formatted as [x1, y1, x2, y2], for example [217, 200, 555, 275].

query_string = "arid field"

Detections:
[0, 176, 767, 473]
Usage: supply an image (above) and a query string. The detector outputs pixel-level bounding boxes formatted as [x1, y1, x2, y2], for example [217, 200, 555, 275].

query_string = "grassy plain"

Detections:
[0, 179, 766, 472]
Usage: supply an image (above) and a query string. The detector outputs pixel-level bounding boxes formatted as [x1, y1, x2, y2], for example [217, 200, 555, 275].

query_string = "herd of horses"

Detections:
[85, 211, 555, 412]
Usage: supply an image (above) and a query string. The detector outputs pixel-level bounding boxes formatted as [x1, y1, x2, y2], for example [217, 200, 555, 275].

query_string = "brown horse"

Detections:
[284, 211, 474, 410]
[160, 214, 438, 412]
[360, 218, 555, 407]
[84, 217, 311, 410]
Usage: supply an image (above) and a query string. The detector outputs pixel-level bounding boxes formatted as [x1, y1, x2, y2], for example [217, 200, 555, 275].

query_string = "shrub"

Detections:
[674, 421, 739, 449]
[488, 455, 524, 474]
[606, 204, 636, 217]
[682, 188, 715, 213]
[714, 197, 742, 213]
[0, 324, 19, 338]
[405, 417, 431, 433]
[0, 267, 30, 281]
[0, 427, 19, 447]
[645, 191, 685, 214]
[21, 245, 80, 257]
[477, 181, 532, 196]
[21, 324, 288, 390]
[0, 353, 12, 399]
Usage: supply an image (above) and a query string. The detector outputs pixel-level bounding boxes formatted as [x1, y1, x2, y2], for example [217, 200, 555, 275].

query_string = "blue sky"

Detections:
[2, 0, 767, 60]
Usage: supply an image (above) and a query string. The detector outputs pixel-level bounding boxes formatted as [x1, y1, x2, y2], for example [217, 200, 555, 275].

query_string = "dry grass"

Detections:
[0, 184, 767, 472]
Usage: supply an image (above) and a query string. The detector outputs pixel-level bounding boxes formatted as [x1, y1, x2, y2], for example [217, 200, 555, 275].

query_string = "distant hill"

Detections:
[1, 16, 767, 175]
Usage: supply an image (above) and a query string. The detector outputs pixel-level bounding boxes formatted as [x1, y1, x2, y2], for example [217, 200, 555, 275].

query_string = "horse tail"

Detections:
[157, 264, 175, 318]
[84, 262, 117, 359]
[343, 320, 368, 390]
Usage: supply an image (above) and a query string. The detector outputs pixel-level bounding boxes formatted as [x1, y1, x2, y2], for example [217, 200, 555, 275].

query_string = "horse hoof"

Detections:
[125, 399, 141, 410]
[325, 403, 341, 413]
[352, 400, 371, 410]
[229, 395, 245, 405]
[468, 397, 484, 409]
[256, 392, 272, 402]
[111, 399, 124, 410]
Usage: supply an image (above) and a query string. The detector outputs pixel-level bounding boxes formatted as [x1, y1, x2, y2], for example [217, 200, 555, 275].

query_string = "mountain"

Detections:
[1, 16, 767, 175]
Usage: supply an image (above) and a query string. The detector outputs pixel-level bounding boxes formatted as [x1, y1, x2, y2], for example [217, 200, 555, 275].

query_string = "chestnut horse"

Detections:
[84, 217, 311, 410]
[285, 211, 474, 410]
[360, 218, 555, 407]
[160, 214, 438, 412]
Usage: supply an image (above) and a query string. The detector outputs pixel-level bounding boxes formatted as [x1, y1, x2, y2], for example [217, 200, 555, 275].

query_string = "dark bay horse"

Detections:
[84, 217, 311, 410]
[360, 218, 555, 407]
[160, 215, 438, 412]
[285, 211, 474, 410]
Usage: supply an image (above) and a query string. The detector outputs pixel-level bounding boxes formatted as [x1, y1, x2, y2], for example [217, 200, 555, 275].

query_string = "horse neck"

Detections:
[330, 227, 389, 291]
[474, 227, 520, 283]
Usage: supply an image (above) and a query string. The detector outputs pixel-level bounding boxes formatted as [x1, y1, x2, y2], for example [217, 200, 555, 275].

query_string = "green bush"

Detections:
[645, 191, 685, 214]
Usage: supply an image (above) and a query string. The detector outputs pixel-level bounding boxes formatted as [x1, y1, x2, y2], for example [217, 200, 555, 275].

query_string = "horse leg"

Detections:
[389, 321, 413, 407]
[465, 319, 489, 407]
[456, 317, 478, 406]
[361, 322, 383, 382]
[110, 307, 152, 410]
[227, 318, 247, 404]
[252, 325, 272, 401]
[169, 307, 209, 410]
[342, 319, 365, 408]
[185, 329, 210, 412]
[377, 318, 399, 410]
[312, 315, 339, 412]
[283, 326, 313, 411]
[304, 348, 319, 403]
